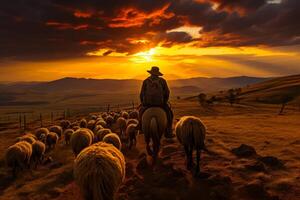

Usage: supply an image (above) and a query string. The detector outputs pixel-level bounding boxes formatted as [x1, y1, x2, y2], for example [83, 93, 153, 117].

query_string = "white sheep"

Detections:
[5, 141, 32, 177]
[34, 128, 49, 139]
[175, 116, 206, 174]
[60, 120, 71, 130]
[126, 119, 139, 127]
[80, 118, 88, 128]
[121, 111, 129, 119]
[49, 125, 63, 138]
[87, 120, 96, 130]
[116, 117, 127, 137]
[142, 107, 167, 161]
[96, 119, 107, 128]
[16, 134, 36, 144]
[129, 110, 139, 119]
[105, 115, 114, 127]
[94, 128, 112, 142]
[103, 133, 122, 150]
[64, 129, 74, 145]
[93, 125, 103, 134]
[31, 140, 46, 168]
[125, 124, 139, 149]
[74, 142, 125, 200]
[46, 132, 59, 150]
[70, 128, 94, 156]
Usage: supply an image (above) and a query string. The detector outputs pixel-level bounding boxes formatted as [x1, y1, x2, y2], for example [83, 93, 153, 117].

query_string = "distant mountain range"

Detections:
[0, 76, 270, 94]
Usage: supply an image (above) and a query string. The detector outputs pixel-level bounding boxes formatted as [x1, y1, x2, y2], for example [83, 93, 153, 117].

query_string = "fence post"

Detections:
[23, 114, 26, 130]
[19, 114, 22, 130]
[132, 101, 135, 110]
[51, 112, 53, 124]
[107, 104, 110, 112]
[64, 110, 66, 119]
[40, 113, 43, 127]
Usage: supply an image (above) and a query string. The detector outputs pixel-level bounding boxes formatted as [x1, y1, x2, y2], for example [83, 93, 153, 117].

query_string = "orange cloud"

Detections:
[46, 22, 89, 30]
[74, 10, 92, 18]
[108, 4, 174, 28]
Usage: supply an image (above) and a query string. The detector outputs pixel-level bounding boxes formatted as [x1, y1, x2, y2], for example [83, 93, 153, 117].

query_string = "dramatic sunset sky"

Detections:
[0, 0, 299, 81]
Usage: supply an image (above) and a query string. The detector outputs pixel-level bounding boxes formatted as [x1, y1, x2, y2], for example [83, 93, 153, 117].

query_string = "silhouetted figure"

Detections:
[139, 66, 174, 138]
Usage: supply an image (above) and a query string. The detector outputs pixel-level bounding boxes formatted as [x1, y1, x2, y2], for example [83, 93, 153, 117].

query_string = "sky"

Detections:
[0, 0, 299, 81]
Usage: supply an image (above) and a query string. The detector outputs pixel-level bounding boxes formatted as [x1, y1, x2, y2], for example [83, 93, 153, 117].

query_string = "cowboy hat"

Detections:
[147, 66, 163, 76]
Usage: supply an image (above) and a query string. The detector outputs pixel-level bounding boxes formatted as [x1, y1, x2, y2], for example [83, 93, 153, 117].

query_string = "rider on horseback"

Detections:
[139, 66, 174, 138]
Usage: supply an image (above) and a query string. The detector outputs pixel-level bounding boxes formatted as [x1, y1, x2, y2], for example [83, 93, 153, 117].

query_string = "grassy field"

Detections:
[0, 98, 299, 200]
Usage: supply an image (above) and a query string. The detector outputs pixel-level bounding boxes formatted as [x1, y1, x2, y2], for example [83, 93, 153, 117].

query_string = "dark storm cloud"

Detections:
[0, 0, 299, 60]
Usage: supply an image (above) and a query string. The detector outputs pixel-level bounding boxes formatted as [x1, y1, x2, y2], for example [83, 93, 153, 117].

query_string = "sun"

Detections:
[132, 48, 156, 63]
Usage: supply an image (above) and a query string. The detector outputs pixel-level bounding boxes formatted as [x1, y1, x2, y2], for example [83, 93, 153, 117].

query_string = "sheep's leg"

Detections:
[195, 148, 201, 176]
[184, 145, 192, 170]
[145, 136, 153, 156]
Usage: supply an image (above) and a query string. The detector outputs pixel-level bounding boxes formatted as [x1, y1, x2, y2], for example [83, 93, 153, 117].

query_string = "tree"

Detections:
[206, 95, 217, 105]
[198, 93, 207, 107]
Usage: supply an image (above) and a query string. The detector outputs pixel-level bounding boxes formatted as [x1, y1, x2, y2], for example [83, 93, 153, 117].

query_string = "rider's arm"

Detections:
[162, 79, 170, 103]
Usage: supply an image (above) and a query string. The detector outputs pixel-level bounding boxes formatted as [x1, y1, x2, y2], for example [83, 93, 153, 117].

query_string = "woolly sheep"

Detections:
[73, 126, 80, 131]
[126, 119, 139, 127]
[80, 118, 88, 128]
[101, 113, 108, 119]
[142, 107, 167, 160]
[31, 140, 46, 168]
[5, 141, 32, 177]
[64, 129, 74, 145]
[125, 124, 139, 149]
[46, 132, 59, 150]
[60, 120, 71, 130]
[129, 110, 139, 119]
[103, 133, 122, 150]
[87, 120, 96, 130]
[94, 128, 112, 142]
[74, 142, 125, 200]
[117, 117, 127, 137]
[70, 128, 93, 156]
[175, 116, 206, 174]
[49, 125, 63, 138]
[93, 125, 103, 134]
[34, 128, 49, 139]
[90, 114, 98, 120]
[96, 119, 107, 128]
[105, 115, 114, 127]
[16, 134, 36, 144]
[121, 111, 129, 119]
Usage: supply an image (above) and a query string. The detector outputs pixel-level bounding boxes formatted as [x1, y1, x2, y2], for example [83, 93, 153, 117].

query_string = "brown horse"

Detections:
[142, 107, 167, 161]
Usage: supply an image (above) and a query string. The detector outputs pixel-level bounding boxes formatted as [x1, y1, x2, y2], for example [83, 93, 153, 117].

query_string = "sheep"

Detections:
[129, 110, 139, 119]
[93, 125, 103, 134]
[71, 121, 79, 128]
[80, 118, 88, 128]
[46, 132, 59, 150]
[87, 120, 96, 130]
[101, 113, 108, 119]
[34, 128, 49, 139]
[175, 116, 206, 174]
[116, 117, 127, 138]
[70, 128, 94, 156]
[90, 114, 98, 120]
[64, 129, 74, 145]
[96, 119, 107, 128]
[126, 119, 139, 127]
[5, 141, 32, 177]
[60, 120, 71, 130]
[121, 111, 129, 119]
[142, 107, 167, 161]
[103, 133, 122, 150]
[125, 124, 139, 149]
[105, 115, 114, 127]
[48, 125, 63, 138]
[73, 142, 125, 200]
[31, 140, 46, 168]
[94, 128, 112, 142]
[73, 126, 80, 131]
[16, 134, 36, 144]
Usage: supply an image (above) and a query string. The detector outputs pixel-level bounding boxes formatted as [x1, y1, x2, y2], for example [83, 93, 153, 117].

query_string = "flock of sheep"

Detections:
[5, 108, 206, 200]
